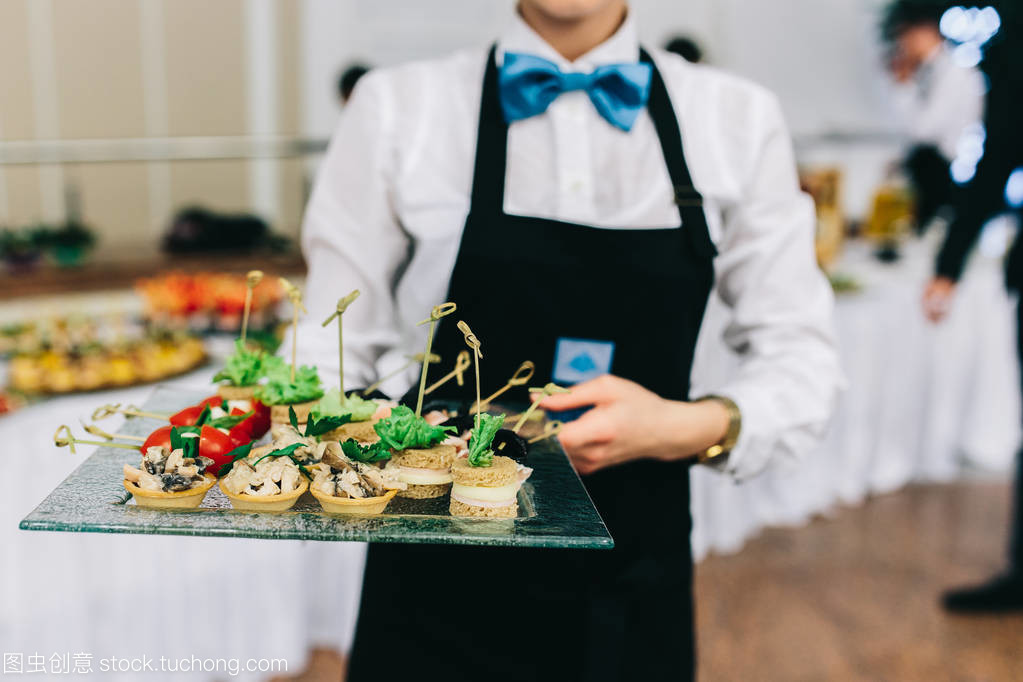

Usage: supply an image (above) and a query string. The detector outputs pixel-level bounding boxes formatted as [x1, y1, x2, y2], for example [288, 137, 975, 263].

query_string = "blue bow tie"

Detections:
[498, 52, 653, 132]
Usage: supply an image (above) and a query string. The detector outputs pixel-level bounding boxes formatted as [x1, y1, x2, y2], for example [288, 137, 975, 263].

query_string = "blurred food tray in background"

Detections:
[0, 251, 305, 301]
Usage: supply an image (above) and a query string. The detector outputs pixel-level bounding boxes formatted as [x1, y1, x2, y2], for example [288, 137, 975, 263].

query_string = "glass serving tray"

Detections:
[20, 386, 613, 549]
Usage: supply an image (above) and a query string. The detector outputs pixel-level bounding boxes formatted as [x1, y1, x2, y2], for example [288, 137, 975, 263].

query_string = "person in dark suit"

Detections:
[922, 1, 1023, 611]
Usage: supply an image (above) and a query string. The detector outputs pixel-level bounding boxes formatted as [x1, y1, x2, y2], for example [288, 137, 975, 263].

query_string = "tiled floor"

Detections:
[274, 481, 1023, 682]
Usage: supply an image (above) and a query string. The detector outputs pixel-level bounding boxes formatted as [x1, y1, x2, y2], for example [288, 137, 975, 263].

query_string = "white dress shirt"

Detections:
[891, 44, 985, 160]
[292, 13, 842, 481]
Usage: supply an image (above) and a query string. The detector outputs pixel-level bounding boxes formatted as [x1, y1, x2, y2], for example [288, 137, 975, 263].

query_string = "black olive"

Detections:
[162, 474, 192, 492]
[441, 412, 476, 434]
[491, 429, 529, 462]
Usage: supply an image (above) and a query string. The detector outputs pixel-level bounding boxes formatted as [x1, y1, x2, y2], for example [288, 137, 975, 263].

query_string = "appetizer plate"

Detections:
[20, 386, 613, 549]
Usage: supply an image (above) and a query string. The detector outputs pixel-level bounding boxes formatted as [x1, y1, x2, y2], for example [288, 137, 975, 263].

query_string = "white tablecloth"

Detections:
[2, 231, 1019, 678]
[1, 357, 363, 681]
[690, 227, 1021, 558]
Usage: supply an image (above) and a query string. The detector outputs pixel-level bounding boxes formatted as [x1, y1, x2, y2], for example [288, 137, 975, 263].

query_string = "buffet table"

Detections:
[3, 232, 1020, 678]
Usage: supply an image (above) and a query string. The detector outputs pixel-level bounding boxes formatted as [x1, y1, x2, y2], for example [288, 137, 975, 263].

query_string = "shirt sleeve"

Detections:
[282, 73, 411, 390]
[708, 93, 844, 481]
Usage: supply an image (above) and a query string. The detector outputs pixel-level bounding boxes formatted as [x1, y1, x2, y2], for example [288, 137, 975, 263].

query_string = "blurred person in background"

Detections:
[923, 0, 1023, 612]
[297, 0, 840, 678]
[883, 0, 985, 231]
[337, 62, 371, 105]
[664, 34, 703, 63]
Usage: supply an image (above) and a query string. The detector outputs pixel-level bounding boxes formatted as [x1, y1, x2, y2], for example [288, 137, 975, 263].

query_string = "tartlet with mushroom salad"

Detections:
[122, 432, 217, 509]
[218, 444, 309, 512]
[308, 440, 406, 514]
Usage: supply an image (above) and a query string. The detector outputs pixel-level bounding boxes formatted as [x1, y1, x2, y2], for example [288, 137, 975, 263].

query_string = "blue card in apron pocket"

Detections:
[551, 337, 615, 421]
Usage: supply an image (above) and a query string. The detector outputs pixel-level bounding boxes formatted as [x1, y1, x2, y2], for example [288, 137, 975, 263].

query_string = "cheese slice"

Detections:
[398, 466, 453, 485]
[450, 482, 519, 504]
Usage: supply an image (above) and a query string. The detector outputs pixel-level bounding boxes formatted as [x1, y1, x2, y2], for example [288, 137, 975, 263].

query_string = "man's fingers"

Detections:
[537, 375, 616, 410]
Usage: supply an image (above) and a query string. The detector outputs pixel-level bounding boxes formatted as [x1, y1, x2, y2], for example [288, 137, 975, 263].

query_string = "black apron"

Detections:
[348, 47, 716, 682]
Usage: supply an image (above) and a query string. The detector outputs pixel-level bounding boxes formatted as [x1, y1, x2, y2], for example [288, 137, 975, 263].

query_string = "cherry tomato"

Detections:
[197, 396, 224, 410]
[169, 404, 203, 426]
[141, 425, 174, 452]
[169, 396, 225, 426]
[198, 424, 243, 475]
[227, 402, 271, 440]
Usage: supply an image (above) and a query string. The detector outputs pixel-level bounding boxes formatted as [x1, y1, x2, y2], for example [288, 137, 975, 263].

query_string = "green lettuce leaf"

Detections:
[467, 413, 505, 467]
[254, 364, 324, 405]
[373, 405, 454, 451]
[212, 340, 268, 387]
[310, 388, 378, 422]
[339, 438, 392, 463]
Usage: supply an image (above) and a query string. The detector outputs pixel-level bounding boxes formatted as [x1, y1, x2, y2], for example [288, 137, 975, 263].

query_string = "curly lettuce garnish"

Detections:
[212, 340, 270, 387]
[310, 388, 378, 423]
[373, 405, 454, 451]
[255, 363, 324, 405]
[467, 413, 505, 467]
[340, 438, 392, 463]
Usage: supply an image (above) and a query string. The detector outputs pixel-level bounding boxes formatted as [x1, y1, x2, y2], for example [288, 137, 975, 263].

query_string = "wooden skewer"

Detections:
[91, 403, 168, 421]
[54, 425, 140, 455]
[321, 289, 361, 392]
[241, 270, 263, 344]
[424, 350, 471, 395]
[457, 321, 483, 432]
[527, 420, 563, 444]
[512, 383, 570, 433]
[82, 422, 146, 443]
[279, 277, 307, 382]
[361, 352, 442, 398]
[413, 302, 457, 417]
[471, 360, 535, 414]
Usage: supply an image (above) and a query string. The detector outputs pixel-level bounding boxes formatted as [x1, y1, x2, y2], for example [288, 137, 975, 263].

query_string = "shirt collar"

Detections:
[498, 9, 639, 72]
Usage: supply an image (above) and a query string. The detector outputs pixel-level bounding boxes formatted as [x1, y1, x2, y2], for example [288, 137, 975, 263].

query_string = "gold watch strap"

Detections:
[694, 395, 741, 464]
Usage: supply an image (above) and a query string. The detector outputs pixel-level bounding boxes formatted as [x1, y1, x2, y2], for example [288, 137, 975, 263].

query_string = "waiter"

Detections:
[883, 1, 985, 230]
[296, 1, 841, 679]
[923, 0, 1023, 612]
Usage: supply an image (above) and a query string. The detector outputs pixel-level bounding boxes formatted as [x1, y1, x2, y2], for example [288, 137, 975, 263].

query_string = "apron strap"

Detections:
[468, 45, 507, 213]
[639, 47, 718, 259]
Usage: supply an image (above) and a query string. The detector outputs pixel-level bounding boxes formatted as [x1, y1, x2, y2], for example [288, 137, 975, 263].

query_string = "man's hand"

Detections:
[923, 276, 956, 323]
[537, 375, 729, 476]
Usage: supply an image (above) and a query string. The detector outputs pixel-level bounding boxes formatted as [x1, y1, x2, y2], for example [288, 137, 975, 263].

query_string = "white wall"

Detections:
[299, 0, 905, 218]
[300, 0, 900, 137]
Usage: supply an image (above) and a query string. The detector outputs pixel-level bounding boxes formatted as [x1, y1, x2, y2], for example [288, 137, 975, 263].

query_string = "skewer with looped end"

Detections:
[280, 277, 307, 382]
[527, 420, 563, 444]
[457, 320, 483, 431]
[424, 350, 472, 396]
[361, 352, 442, 398]
[91, 403, 168, 422]
[82, 421, 145, 443]
[471, 360, 535, 414]
[240, 270, 263, 344]
[413, 302, 457, 416]
[54, 425, 140, 455]
[321, 289, 360, 393]
[510, 382, 570, 434]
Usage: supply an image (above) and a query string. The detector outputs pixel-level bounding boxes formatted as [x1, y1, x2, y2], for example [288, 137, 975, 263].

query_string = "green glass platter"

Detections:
[20, 386, 613, 549]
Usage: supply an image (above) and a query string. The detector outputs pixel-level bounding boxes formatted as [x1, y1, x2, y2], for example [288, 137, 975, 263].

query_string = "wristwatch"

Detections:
[694, 395, 741, 465]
